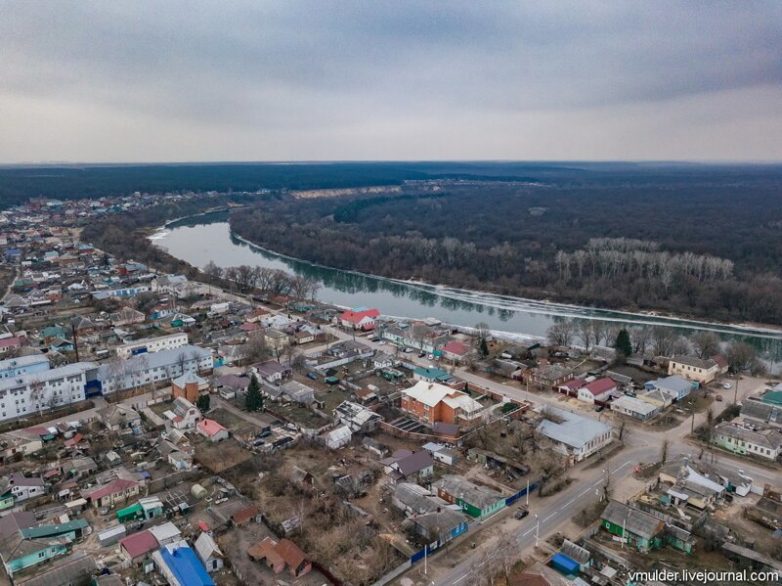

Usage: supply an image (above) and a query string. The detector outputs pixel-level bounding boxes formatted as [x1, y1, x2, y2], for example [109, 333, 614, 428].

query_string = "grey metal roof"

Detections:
[537, 407, 611, 450]
[601, 501, 664, 540]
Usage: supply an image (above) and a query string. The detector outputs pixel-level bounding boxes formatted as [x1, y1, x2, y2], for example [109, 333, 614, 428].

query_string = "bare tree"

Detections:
[547, 319, 575, 347]
[692, 331, 720, 359]
[726, 341, 758, 373]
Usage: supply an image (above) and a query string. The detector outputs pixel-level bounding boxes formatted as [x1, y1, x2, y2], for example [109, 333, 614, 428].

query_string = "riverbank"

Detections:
[151, 217, 782, 349]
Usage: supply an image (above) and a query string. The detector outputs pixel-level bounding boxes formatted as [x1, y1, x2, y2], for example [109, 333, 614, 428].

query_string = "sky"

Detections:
[1, 1, 781, 163]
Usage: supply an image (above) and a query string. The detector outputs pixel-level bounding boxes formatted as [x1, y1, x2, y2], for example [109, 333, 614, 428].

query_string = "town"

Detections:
[0, 193, 779, 586]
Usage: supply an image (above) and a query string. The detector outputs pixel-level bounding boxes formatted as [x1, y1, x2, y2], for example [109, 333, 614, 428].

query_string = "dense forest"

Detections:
[230, 165, 782, 325]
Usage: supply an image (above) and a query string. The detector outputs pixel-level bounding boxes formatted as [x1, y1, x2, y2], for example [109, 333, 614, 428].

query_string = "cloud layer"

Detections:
[1, 1, 781, 162]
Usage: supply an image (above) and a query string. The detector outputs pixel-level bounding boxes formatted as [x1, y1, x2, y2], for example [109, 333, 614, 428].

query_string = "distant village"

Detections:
[0, 194, 781, 586]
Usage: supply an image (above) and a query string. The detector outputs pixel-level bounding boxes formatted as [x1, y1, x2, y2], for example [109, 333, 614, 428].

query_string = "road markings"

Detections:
[454, 574, 469, 584]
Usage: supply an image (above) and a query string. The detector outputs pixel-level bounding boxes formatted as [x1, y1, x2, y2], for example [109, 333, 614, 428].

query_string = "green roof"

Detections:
[20, 519, 88, 539]
[762, 390, 782, 407]
[116, 503, 143, 520]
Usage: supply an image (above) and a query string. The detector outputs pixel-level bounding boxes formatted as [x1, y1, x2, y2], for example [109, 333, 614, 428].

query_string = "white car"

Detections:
[722, 382, 732, 390]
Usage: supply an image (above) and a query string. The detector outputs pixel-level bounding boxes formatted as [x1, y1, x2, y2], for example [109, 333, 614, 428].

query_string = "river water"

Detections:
[150, 212, 782, 353]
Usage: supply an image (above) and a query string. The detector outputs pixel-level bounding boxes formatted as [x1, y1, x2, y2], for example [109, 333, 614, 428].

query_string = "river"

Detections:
[150, 212, 782, 356]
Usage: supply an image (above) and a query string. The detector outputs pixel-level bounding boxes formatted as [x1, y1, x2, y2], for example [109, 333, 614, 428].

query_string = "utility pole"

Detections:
[526, 478, 530, 506]
[733, 373, 739, 405]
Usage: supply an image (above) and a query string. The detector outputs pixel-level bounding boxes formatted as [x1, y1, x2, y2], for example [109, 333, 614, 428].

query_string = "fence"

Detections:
[505, 481, 539, 506]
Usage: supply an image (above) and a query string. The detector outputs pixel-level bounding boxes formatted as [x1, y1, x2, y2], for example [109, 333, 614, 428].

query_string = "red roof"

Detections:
[583, 377, 616, 395]
[64, 433, 84, 447]
[0, 337, 22, 349]
[442, 340, 470, 356]
[240, 321, 261, 332]
[86, 478, 139, 501]
[339, 308, 380, 324]
[120, 530, 159, 559]
[197, 418, 227, 437]
[560, 378, 585, 391]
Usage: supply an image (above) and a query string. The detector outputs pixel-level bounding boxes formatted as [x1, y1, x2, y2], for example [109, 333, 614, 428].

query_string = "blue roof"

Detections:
[160, 545, 214, 586]
[551, 552, 579, 575]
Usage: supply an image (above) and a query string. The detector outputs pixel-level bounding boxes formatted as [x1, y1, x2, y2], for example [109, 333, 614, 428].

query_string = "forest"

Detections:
[229, 165, 782, 325]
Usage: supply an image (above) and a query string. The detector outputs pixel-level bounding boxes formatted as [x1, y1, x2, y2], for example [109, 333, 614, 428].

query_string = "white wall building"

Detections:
[98, 345, 213, 395]
[115, 332, 189, 359]
[0, 362, 97, 422]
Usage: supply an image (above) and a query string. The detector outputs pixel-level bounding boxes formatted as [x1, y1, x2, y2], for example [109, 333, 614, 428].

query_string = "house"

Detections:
[264, 329, 290, 355]
[600, 500, 665, 552]
[576, 377, 617, 404]
[98, 403, 141, 433]
[120, 530, 159, 564]
[401, 381, 485, 426]
[611, 395, 661, 421]
[324, 425, 352, 449]
[195, 531, 224, 573]
[382, 450, 434, 482]
[0, 533, 70, 577]
[252, 360, 291, 384]
[742, 396, 782, 427]
[197, 418, 229, 442]
[339, 308, 380, 331]
[441, 339, 472, 363]
[85, 478, 141, 508]
[152, 541, 215, 586]
[668, 355, 720, 384]
[434, 475, 506, 519]
[170, 397, 201, 430]
[713, 421, 782, 461]
[247, 536, 312, 578]
[391, 483, 468, 541]
[372, 351, 396, 370]
[529, 365, 574, 390]
[334, 400, 382, 432]
[171, 371, 208, 403]
[6, 473, 45, 502]
[413, 366, 452, 384]
[280, 380, 315, 405]
[644, 375, 694, 402]
[536, 407, 613, 463]
[557, 378, 585, 397]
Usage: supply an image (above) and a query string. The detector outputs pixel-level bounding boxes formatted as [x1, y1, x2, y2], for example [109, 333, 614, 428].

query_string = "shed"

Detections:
[550, 552, 580, 576]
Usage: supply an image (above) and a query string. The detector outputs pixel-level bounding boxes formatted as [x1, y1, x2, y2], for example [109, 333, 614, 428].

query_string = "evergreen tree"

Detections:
[614, 328, 633, 357]
[196, 394, 210, 412]
[479, 337, 489, 357]
[246, 374, 263, 412]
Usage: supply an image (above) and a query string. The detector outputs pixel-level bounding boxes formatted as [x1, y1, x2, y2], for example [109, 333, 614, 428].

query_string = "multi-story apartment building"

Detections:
[0, 362, 97, 422]
[98, 345, 212, 394]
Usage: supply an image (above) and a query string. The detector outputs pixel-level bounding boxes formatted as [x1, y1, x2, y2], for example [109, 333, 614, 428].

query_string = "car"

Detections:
[514, 507, 529, 520]
[418, 351, 426, 358]
[715, 394, 724, 402]
[722, 382, 732, 390]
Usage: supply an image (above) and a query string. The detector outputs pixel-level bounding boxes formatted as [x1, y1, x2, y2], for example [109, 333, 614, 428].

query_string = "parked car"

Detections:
[514, 506, 529, 520]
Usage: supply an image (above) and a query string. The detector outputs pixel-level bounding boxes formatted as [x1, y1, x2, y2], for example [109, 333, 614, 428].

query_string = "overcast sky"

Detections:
[1, 1, 781, 163]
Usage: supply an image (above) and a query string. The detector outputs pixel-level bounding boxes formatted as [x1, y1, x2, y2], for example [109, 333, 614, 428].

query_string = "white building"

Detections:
[536, 407, 613, 463]
[0, 362, 97, 422]
[116, 332, 189, 359]
[98, 345, 212, 395]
